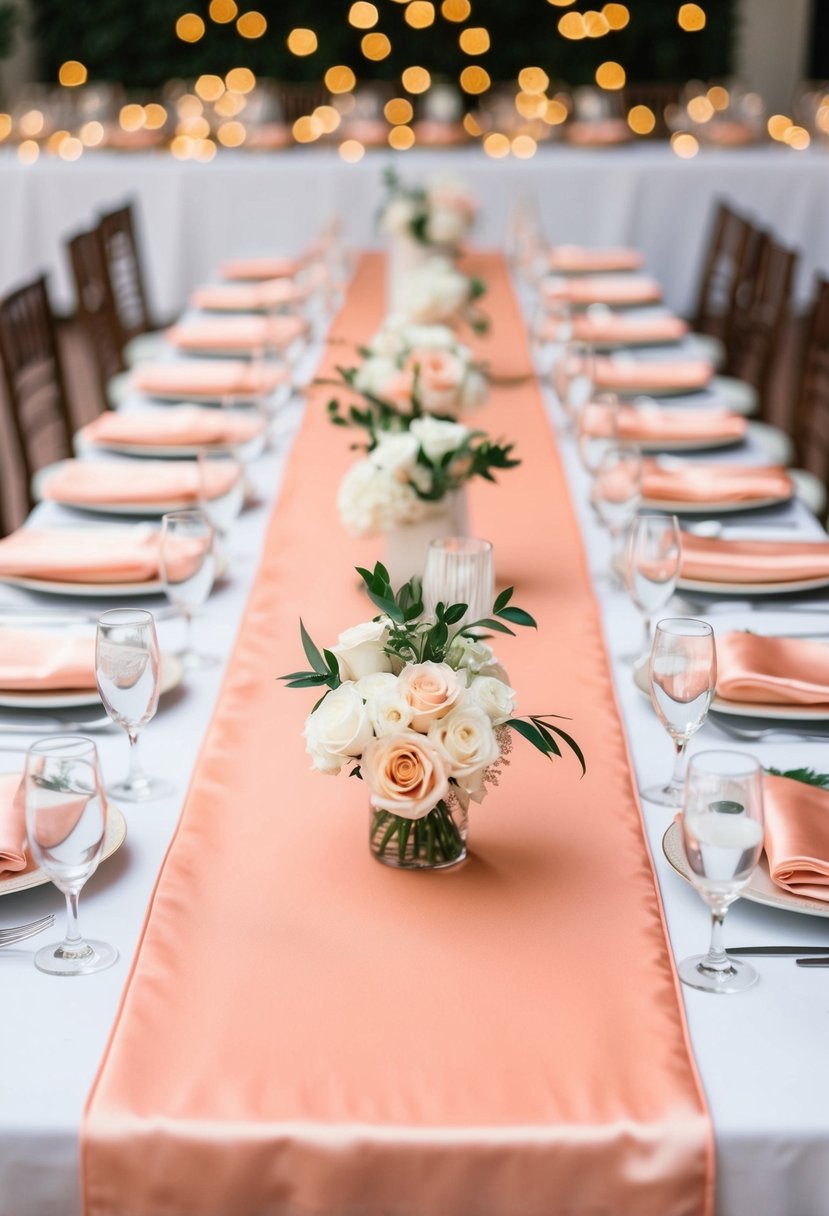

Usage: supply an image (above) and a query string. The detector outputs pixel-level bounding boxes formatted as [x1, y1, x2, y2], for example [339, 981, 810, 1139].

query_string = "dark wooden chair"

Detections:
[692, 201, 764, 350]
[67, 226, 125, 399]
[98, 202, 155, 349]
[793, 276, 829, 483]
[0, 275, 73, 522]
[725, 234, 798, 421]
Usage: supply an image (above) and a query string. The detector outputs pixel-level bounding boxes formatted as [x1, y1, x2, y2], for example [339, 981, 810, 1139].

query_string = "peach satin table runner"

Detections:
[83, 254, 712, 1216]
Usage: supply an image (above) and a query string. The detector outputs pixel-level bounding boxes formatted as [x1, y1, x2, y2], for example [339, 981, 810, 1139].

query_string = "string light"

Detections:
[287, 28, 318, 55]
[348, 2, 378, 28]
[558, 12, 586, 38]
[583, 10, 610, 36]
[687, 95, 713, 122]
[595, 61, 625, 89]
[515, 92, 546, 119]
[58, 60, 87, 87]
[627, 104, 655, 134]
[196, 74, 225, 101]
[707, 85, 729, 110]
[80, 120, 104, 146]
[120, 104, 146, 131]
[767, 114, 792, 140]
[144, 103, 168, 129]
[18, 140, 40, 164]
[460, 66, 491, 94]
[313, 105, 341, 133]
[325, 66, 356, 93]
[483, 132, 510, 158]
[218, 120, 247, 146]
[385, 97, 414, 124]
[544, 98, 569, 124]
[226, 67, 256, 94]
[441, 0, 470, 19]
[237, 11, 267, 38]
[401, 66, 431, 93]
[518, 67, 549, 94]
[339, 139, 365, 162]
[463, 112, 482, 136]
[405, 2, 435, 27]
[671, 132, 699, 158]
[209, 0, 237, 22]
[175, 13, 205, 41]
[293, 115, 323, 142]
[602, 3, 629, 29]
[361, 33, 392, 59]
[512, 134, 537, 158]
[678, 4, 706, 31]
[389, 125, 415, 149]
[459, 27, 490, 54]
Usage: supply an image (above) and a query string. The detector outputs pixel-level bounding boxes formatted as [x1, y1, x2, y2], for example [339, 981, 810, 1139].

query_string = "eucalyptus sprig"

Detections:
[765, 767, 829, 788]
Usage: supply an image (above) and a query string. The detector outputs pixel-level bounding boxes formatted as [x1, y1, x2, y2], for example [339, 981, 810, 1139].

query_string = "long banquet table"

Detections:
[1, 143, 828, 317]
[2, 248, 829, 1215]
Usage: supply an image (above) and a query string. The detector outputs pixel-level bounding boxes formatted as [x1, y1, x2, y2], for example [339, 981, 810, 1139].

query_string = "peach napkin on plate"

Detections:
[716, 631, 829, 706]
[548, 245, 643, 274]
[0, 526, 202, 585]
[679, 533, 829, 584]
[220, 255, 304, 281]
[617, 407, 746, 445]
[0, 629, 96, 691]
[132, 360, 289, 400]
[763, 774, 829, 902]
[166, 315, 308, 354]
[81, 408, 264, 450]
[594, 358, 714, 395]
[570, 313, 688, 346]
[0, 773, 26, 876]
[642, 461, 792, 505]
[544, 274, 662, 307]
[190, 280, 309, 313]
[41, 459, 238, 506]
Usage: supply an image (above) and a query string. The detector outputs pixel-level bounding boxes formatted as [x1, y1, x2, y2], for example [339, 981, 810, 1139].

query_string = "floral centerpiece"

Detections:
[379, 169, 477, 251]
[389, 255, 488, 334]
[281, 563, 584, 869]
[337, 417, 518, 586]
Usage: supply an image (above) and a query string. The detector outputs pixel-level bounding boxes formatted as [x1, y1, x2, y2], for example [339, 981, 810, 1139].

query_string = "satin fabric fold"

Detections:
[617, 407, 746, 445]
[83, 253, 713, 1216]
[167, 315, 308, 354]
[133, 360, 289, 400]
[0, 772, 26, 875]
[81, 408, 264, 450]
[544, 274, 662, 307]
[764, 774, 829, 901]
[42, 458, 238, 506]
[643, 461, 792, 504]
[716, 631, 829, 706]
[594, 358, 713, 396]
[0, 526, 202, 585]
[570, 313, 688, 346]
[0, 628, 96, 691]
[191, 281, 309, 313]
[548, 245, 643, 274]
[221, 255, 305, 281]
[679, 532, 829, 584]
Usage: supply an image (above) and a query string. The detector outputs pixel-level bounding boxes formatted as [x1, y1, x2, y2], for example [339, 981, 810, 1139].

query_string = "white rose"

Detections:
[401, 258, 470, 326]
[369, 431, 420, 475]
[397, 661, 466, 731]
[332, 620, 392, 681]
[381, 196, 417, 237]
[466, 675, 517, 725]
[354, 355, 401, 398]
[428, 702, 500, 781]
[356, 671, 399, 700]
[446, 635, 497, 673]
[459, 366, 489, 411]
[426, 205, 467, 246]
[367, 686, 414, 737]
[304, 683, 374, 774]
[338, 458, 431, 536]
[400, 323, 458, 351]
[410, 416, 469, 464]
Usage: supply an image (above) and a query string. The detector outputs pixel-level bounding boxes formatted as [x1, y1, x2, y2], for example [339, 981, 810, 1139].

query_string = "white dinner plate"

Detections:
[662, 820, 829, 920]
[0, 652, 183, 710]
[0, 572, 164, 596]
[612, 381, 712, 400]
[137, 383, 292, 409]
[34, 462, 206, 518]
[633, 657, 829, 722]
[633, 433, 745, 454]
[677, 572, 829, 596]
[0, 804, 127, 898]
[640, 493, 791, 515]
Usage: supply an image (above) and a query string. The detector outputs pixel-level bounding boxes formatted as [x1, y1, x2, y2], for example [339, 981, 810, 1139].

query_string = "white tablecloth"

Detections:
[1, 144, 828, 318]
[2, 277, 829, 1216]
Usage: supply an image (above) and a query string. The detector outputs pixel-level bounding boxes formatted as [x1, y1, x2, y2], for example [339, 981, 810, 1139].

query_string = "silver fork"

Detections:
[0, 915, 55, 947]
[709, 718, 829, 743]
[0, 714, 113, 735]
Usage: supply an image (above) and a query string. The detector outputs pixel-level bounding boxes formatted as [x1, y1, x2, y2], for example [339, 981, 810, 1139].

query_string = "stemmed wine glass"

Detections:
[95, 608, 172, 802]
[160, 509, 218, 669]
[422, 537, 494, 628]
[24, 736, 118, 976]
[576, 392, 620, 477]
[551, 340, 595, 430]
[623, 514, 682, 663]
[678, 750, 765, 994]
[197, 448, 245, 550]
[592, 443, 643, 583]
[643, 617, 717, 807]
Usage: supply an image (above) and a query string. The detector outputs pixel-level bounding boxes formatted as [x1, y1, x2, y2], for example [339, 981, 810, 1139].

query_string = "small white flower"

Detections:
[354, 355, 401, 398]
[304, 683, 374, 774]
[367, 687, 414, 737]
[381, 196, 418, 237]
[466, 675, 517, 725]
[332, 619, 392, 682]
[428, 702, 501, 782]
[356, 671, 399, 700]
[369, 431, 420, 475]
[446, 635, 496, 674]
[410, 416, 469, 464]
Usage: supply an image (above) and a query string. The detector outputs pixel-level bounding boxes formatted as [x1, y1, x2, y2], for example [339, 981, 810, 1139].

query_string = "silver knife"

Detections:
[729, 946, 829, 956]
[795, 958, 829, 967]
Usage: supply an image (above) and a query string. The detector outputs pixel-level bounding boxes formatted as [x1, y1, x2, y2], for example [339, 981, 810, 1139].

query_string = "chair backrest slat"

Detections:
[794, 278, 829, 487]
[725, 234, 798, 419]
[98, 202, 153, 346]
[67, 226, 125, 396]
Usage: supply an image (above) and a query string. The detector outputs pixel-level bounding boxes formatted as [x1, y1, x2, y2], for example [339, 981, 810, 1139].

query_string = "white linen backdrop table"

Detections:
[1, 283, 829, 1216]
[0, 144, 827, 317]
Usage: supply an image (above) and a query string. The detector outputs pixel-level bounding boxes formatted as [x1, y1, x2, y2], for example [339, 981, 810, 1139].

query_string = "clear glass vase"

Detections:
[383, 489, 468, 590]
[369, 799, 468, 870]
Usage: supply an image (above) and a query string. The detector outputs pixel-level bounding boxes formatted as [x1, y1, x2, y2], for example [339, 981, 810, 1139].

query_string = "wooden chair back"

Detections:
[794, 277, 829, 480]
[725, 234, 798, 419]
[98, 202, 153, 345]
[67, 226, 125, 396]
[0, 275, 73, 518]
[692, 201, 763, 347]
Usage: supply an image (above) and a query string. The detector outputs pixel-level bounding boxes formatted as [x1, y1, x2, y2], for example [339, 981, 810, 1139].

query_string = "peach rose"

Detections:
[379, 368, 416, 411]
[396, 661, 465, 732]
[361, 729, 449, 819]
[405, 348, 465, 415]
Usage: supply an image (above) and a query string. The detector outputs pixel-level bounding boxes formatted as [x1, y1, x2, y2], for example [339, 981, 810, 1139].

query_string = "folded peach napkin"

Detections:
[716, 631, 829, 706]
[133, 360, 288, 400]
[617, 407, 746, 445]
[0, 773, 26, 876]
[0, 628, 96, 691]
[544, 275, 662, 307]
[0, 526, 202, 585]
[566, 119, 631, 147]
[166, 315, 308, 354]
[221, 255, 304, 281]
[642, 461, 791, 504]
[549, 245, 644, 274]
[764, 775, 829, 901]
[570, 314, 688, 346]
[81, 408, 264, 450]
[679, 533, 829, 584]
[191, 280, 309, 313]
[41, 459, 238, 506]
[594, 358, 714, 395]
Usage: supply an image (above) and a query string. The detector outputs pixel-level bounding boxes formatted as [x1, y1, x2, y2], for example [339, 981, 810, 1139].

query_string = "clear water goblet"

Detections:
[160, 509, 218, 669]
[592, 443, 643, 582]
[642, 617, 717, 807]
[552, 340, 596, 430]
[679, 750, 765, 994]
[577, 392, 620, 477]
[24, 736, 118, 976]
[624, 514, 682, 663]
[95, 608, 172, 802]
[197, 448, 245, 549]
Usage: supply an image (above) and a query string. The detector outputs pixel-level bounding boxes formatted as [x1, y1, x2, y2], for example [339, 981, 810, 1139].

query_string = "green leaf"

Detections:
[461, 617, 515, 637]
[322, 649, 341, 679]
[285, 675, 330, 689]
[507, 718, 551, 755]
[443, 603, 468, 625]
[498, 606, 537, 629]
[300, 620, 327, 675]
[765, 767, 829, 788]
[493, 587, 514, 613]
[279, 670, 316, 682]
[537, 719, 587, 776]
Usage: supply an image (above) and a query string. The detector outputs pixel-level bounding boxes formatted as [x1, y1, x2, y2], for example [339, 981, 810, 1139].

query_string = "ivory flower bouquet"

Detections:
[281, 563, 584, 869]
[379, 169, 477, 250]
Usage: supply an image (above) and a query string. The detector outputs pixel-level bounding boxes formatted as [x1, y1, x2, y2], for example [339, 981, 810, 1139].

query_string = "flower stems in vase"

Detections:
[370, 799, 468, 869]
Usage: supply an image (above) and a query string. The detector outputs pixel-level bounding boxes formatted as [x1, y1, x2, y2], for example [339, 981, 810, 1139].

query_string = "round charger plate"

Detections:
[640, 492, 791, 515]
[612, 381, 712, 399]
[0, 652, 183, 711]
[0, 803, 127, 898]
[677, 572, 829, 596]
[632, 433, 744, 454]
[632, 654, 829, 722]
[662, 819, 829, 920]
[0, 572, 164, 597]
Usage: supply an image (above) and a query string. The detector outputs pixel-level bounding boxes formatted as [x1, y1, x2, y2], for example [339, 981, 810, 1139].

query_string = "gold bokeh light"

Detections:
[707, 85, 729, 110]
[348, 2, 378, 28]
[687, 95, 714, 122]
[558, 12, 586, 38]
[518, 66, 549, 94]
[544, 98, 569, 124]
[293, 115, 322, 143]
[59, 60, 87, 87]
[339, 139, 365, 162]
[515, 92, 546, 119]
[678, 4, 706, 31]
[218, 120, 247, 146]
[441, 0, 470, 20]
[385, 97, 414, 124]
[226, 67, 256, 94]
[785, 125, 810, 150]
[325, 65, 357, 93]
[80, 120, 104, 146]
[767, 113, 792, 140]
[595, 61, 625, 89]
[313, 105, 341, 133]
[120, 104, 145, 131]
[389, 125, 415, 149]
[144, 103, 168, 129]
[627, 104, 655, 134]
[459, 27, 490, 54]
[209, 0, 237, 22]
[19, 140, 39, 164]
[584, 10, 610, 36]
[288, 28, 318, 55]
[405, 1, 435, 27]
[196, 74, 225, 102]
[176, 13, 205, 41]
[463, 112, 482, 136]
[671, 131, 699, 158]
[460, 66, 491, 94]
[237, 11, 267, 37]
[361, 33, 392, 59]
[401, 65, 431, 93]
[20, 109, 44, 137]
[602, 4, 629, 29]
[483, 132, 510, 158]
[512, 134, 537, 159]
